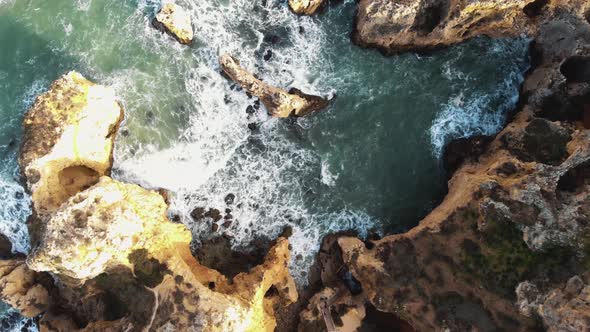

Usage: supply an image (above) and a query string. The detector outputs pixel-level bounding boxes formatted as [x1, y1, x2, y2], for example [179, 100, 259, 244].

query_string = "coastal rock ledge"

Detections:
[0, 72, 298, 331]
[353, 0, 589, 54]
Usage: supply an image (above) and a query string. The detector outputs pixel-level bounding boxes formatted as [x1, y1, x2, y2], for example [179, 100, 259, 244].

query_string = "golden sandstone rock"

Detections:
[152, 3, 194, 45]
[288, 0, 326, 15]
[219, 54, 329, 118]
[19, 71, 123, 218]
[1, 72, 298, 331]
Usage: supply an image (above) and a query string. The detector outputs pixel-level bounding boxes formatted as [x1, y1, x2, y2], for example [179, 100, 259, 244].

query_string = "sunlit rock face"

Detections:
[288, 0, 326, 15]
[4, 72, 299, 331]
[19, 71, 123, 218]
[219, 54, 329, 117]
[152, 3, 194, 45]
[353, 0, 579, 54]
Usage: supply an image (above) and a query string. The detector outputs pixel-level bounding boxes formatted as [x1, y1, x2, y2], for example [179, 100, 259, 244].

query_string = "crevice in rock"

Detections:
[523, 0, 549, 18]
[557, 161, 590, 193]
[560, 56, 590, 83]
[192, 235, 269, 281]
[412, 0, 449, 35]
[585, 9, 590, 24]
[58, 166, 99, 197]
[360, 303, 415, 332]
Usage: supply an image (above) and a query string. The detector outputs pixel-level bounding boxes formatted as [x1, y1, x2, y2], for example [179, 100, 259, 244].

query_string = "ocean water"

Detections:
[0, 0, 529, 329]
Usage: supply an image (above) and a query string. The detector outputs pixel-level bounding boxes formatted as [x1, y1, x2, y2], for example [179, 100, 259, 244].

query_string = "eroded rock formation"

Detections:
[219, 54, 329, 117]
[19, 71, 123, 218]
[1, 72, 298, 331]
[152, 3, 194, 45]
[307, 2, 590, 331]
[353, 0, 589, 54]
[289, 0, 326, 15]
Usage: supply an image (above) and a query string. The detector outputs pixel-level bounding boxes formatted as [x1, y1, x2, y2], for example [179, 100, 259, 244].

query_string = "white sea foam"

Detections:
[430, 39, 529, 157]
[0, 179, 31, 254]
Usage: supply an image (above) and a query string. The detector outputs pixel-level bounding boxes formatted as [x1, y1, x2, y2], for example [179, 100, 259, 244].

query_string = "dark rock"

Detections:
[224, 193, 235, 205]
[442, 135, 493, 178]
[0, 233, 12, 258]
[246, 105, 256, 114]
[205, 208, 222, 222]
[522, 118, 571, 165]
[263, 49, 273, 61]
[190, 207, 206, 221]
[561, 56, 590, 83]
[211, 223, 219, 232]
[523, 0, 549, 18]
[495, 162, 518, 176]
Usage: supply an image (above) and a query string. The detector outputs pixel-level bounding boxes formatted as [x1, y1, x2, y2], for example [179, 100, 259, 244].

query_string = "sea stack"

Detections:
[288, 0, 326, 15]
[219, 54, 329, 117]
[152, 3, 194, 45]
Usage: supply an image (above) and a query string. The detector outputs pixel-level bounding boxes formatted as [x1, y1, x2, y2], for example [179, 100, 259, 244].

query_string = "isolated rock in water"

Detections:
[219, 54, 328, 117]
[289, 0, 325, 15]
[19, 71, 123, 217]
[153, 3, 194, 45]
[354, 0, 543, 54]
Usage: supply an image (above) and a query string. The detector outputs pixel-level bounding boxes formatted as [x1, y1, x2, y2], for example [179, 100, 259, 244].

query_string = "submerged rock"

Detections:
[152, 3, 194, 45]
[19, 71, 123, 218]
[289, 0, 326, 15]
[219, 54, 329, 117]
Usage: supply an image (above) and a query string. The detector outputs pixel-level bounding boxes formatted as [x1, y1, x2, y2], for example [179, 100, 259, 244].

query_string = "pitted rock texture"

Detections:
[517, 275, 590, 332]
[289, 0, 326, 15]
[2, 73, 298, 332]
[310, 4, 590, 331]
[152, 3, 194, 45]
[220, 54, 329, 117]
[353, 0, 589, 54]
[19, 71, 123, 218]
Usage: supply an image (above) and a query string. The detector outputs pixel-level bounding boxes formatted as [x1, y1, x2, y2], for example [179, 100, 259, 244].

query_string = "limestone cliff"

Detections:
[219, 54, 329, 118]
[353, 0, 589, 54]
[1, 72, 298, 331]
[307, 3, 590, 331]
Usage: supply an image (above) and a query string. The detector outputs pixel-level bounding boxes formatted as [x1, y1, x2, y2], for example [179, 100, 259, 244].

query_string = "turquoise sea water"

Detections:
[0, 0, 529, 329]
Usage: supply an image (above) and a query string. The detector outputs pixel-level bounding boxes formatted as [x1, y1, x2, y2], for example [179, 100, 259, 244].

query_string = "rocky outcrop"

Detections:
[19, 71, 123, 219]
[289, 0, 326, 15]
[0, 259, 50, 318]
[353, 0, 589, 54]
[517, 275, 590, 332]
[1, 73, 298, 331]
[309, 4, 590, 331]
[219, 54, 329, 117]
[152, 3, 194, 45]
